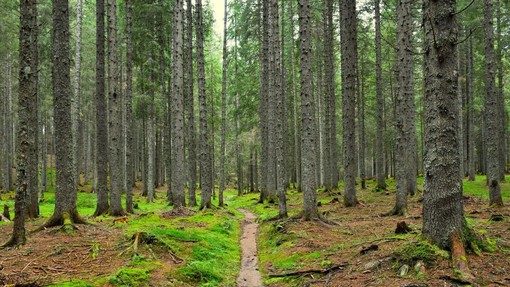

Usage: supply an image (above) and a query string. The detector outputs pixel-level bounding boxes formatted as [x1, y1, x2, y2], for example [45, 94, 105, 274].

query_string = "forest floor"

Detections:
[0, 175, 509, 287]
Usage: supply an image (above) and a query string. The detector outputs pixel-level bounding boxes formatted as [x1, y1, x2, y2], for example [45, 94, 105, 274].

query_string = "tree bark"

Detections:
[186, 0, 197, 206]
[495, 0, 506, 181]
[390, 0, 416, 216]
[107, 0, 125, 216]
[147, 72, 155, 202]
[374, 0, 386, 190]
[324, 0, 338, 190]
[171, 0, 186, 207]
[3, 0, 38, 246]
[422, 0, 464, 249]
[42, 0, 86, 227]
[26, 0, 40, 219]
[219, 0, 228, 207]
[340, 0, 358, 207]
[270, 0, 287, 218]
[125, 0, 134, 213]
[196, 0, 212, 210]
[357, 53, 366, 190]
[73, 0, 84, 188]
[94, 0, 109, 216]
[484, 0, 503, 206]
[466, 37, 475, 181]
[259, 0, 269, 202]
[298, 0, 319, 220]
[290, 0, 301, 191]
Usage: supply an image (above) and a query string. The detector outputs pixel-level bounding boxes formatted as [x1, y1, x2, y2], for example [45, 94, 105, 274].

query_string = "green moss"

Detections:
[180, 261, 224, 285]
[47, 280, 94, 287]
[394, 239, 449, 265]
[109, 267, 151, 287]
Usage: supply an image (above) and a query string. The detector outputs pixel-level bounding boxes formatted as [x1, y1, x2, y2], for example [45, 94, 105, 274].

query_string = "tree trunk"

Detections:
[26, 0, 40, 219]
[324, 0, 337, 190]
[259, 0, 269, 202]
[219, 0, 228, 207]
[43, 0, 86, 227]
[186, 0, 197, 206]
[357, 53, 366, 190]
[5, 58, 14, 193]
[165, 10, 174, 204]
[0, 78, 4, 193]
[3, 0, 38, 246]
[290, 0, 301, 191]
[270, 0, 287, 218]
[147, 77, 155, 202]
[340, 0, 358, 207]
[298, 0, 319, 220]
[422, 0, 464, 250]
[390, 0, 416, 216]
[196, 0, 212, 210]
[466, 37, 475, 181]
[374, 0, 386, 190]
[73, 0, 84, 188]
[495, 0, 506, 181]
[171, 0, 186, 208]
[317, 28, 325, 188]
[484, 0, 503, 206]
[107, 0, 124, 216]
[125, 0, 134, 213]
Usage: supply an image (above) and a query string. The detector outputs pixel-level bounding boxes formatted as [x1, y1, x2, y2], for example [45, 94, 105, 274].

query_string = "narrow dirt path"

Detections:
[236, 209, 263, 287]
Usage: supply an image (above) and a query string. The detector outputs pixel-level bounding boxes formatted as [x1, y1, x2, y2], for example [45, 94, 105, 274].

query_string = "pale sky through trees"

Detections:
[208, 0, 370, 38]
[209, 0, 224, 37]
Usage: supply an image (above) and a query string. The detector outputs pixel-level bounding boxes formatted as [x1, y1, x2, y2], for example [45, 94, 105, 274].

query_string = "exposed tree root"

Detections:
[32, 211, 87, 233]
[451, 232, 475, 283]
[198, 202, 216, 211]
[1, 234, 26, 248]
[382, 206, 408, 217]
[119, 231, 184, 264]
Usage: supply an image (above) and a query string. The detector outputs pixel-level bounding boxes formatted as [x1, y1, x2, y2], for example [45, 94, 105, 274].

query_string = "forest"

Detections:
[0, 0, 509, 286]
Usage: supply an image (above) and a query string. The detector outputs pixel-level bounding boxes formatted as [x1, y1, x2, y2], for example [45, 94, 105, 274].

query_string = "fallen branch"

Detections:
[269, 263, 347, 278]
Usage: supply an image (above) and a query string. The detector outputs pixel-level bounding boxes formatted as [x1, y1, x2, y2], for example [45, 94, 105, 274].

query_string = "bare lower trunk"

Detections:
[422, 0, 465, 249]
[186, 0, 197, 207]
[171, 0, 186, 207]
[107, 0, 124, 216]
[94, 0, 109, 216]
[340, 0, 358, 207]
[125, 0, 134, 213]
[197, 0, 212, 210]
[298, 0, 319, 220]
[466, 38, 475, 181]
[391, 0, 416, 216]
[484, 0, 503, 206]
[4, 0, 38, 246]
[44, 0, 86, 227]
[374, 0, 386, 190]
[219, 0, 228, 207]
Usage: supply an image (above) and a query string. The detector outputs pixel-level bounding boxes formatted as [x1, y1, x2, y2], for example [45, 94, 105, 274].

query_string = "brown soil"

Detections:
[261, 187, 510, 287]
[237, 209, 264, 287]
[0, 223, 127, 286]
